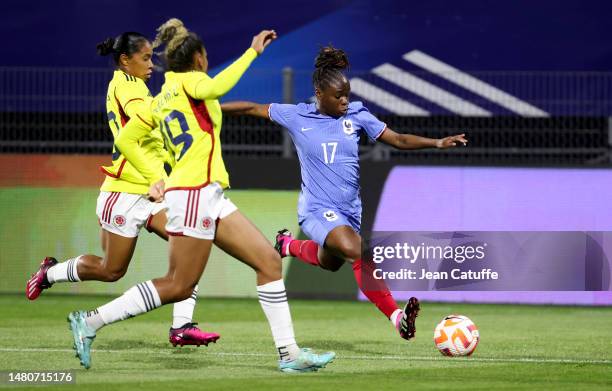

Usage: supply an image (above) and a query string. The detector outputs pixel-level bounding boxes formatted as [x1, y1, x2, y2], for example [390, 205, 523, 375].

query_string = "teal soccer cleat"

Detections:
[279, 348, 336, 373]
[67, 311, 96, 369]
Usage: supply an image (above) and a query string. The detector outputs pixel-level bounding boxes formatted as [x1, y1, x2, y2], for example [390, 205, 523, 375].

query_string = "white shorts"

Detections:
[96, 191, 168, 238]
[165, 182, 237, 240]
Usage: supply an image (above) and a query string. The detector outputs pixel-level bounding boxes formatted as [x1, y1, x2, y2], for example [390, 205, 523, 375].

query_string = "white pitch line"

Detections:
[403, 50, 549, 117]
[1, 348, 610, 365]
[372, 63, 491, 117]
[350, 78, 430, 116]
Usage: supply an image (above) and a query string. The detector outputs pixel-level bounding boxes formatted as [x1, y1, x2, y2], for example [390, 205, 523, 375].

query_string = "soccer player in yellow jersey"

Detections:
[26, 31, 219, 347]
[66, 18, 335, 373]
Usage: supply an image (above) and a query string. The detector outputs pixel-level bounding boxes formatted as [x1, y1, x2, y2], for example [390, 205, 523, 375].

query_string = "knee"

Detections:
[335, 240, 361, 262]
[99, 265, 128, 282]
[172, 286, 193, 302]
[161, 280, 194, 303]
[256, 249, 283, 281]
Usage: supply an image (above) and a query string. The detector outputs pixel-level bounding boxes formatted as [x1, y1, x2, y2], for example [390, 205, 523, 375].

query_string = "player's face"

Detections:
[317, 78, 350, 117]
[122, 41, 154, 81]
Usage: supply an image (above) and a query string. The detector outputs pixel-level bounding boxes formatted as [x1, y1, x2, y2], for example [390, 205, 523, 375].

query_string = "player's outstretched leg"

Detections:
[278, 226, 420, 341]
[25, 234, 136, 300]
[67, 280, 163, 369]
[67, 311, 96, 369]
[26, 257, 58, 300]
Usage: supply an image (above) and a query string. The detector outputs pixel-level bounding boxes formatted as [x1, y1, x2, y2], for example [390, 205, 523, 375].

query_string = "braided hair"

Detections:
[153, 18, 205, 72]
[96, 32, 149, 65]
[312, 46, 349, 90]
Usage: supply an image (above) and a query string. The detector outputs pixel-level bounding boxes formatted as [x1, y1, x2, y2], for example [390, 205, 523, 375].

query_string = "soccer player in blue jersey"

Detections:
[221, 46, 467, 341]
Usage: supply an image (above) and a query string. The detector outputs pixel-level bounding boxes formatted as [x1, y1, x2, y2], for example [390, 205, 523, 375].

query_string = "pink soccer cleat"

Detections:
[169, 323, 220, 347]
[274, 229, 294, 258]
[26, 257, 57, 300]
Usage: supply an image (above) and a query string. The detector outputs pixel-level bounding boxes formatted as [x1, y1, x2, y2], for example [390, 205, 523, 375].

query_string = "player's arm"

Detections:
[185, 30, 276, 100]
[220, 101, 271, 119]
[115, 77, 151, 117]
[378, 127, 468, 150]
[115, 113, 164, 185]
[123, 96, 152, 119]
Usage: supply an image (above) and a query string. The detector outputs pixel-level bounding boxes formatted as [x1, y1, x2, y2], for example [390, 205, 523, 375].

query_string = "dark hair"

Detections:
[312, 46, 349, 90]
[153, 18, 204, 72]
[96, 32, 149, 65]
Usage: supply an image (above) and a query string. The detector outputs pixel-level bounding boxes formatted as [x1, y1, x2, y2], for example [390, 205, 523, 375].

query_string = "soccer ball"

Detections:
[434, 315, 479, 356]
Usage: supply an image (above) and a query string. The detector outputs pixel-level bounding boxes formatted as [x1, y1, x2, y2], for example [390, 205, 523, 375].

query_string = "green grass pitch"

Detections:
[1, 295, 610, 390]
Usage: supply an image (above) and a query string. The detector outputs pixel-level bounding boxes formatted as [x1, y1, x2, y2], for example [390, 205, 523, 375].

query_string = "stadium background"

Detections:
[2, 0, 612, 303]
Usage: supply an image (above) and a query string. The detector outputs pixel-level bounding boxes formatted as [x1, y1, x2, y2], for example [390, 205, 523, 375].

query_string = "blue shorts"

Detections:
[299, 207, 361, 247]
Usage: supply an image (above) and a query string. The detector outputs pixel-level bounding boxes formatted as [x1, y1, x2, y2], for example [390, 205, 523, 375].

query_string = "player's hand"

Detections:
[436, 133, 468, 149]
[250, 30, 277, 55]
[148, 179, 165, 202]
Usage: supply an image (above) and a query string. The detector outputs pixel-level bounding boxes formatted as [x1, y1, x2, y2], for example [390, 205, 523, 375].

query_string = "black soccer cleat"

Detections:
[399, 297, 420, 340]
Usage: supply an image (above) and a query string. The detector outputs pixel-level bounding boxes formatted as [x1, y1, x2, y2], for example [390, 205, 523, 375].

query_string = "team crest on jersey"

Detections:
[113, 215, 126, 227]
[342, 119, 354, 135]
[323, 210, 339, 222]
[202, 217, 214, 230]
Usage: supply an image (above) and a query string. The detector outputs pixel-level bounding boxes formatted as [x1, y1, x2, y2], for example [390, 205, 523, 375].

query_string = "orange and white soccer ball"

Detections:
[434, 315, 480, 356]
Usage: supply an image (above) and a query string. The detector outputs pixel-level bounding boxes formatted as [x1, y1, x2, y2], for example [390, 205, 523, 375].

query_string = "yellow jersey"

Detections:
[100, 70, 168, 194]
[115, 48, 258, 191]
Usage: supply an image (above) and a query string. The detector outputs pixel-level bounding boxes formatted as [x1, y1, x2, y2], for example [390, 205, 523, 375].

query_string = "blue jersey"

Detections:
[269, 101, 386, 220]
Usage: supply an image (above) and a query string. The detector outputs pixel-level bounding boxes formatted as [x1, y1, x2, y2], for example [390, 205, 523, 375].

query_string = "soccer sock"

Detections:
[46, 256, 81, 283]
[171, 284, 199, 328]
[288, 240, 321, 267]
[390, 308, 403, 330]
[257, 279, 300, 362]
[352, 259, 399, 320]
[84, 309, 105, 331]
[85, 280, 161, 332]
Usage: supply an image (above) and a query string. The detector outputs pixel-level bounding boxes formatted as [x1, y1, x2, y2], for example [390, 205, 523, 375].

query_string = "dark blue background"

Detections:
[4, 0, 611, 70]
[3, 0, 611, 112]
